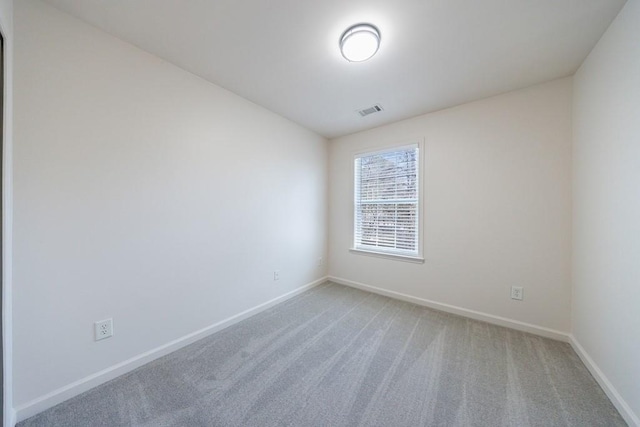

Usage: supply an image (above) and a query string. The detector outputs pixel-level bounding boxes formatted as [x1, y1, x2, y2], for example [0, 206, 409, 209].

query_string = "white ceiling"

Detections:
[43, 0, 626, 138]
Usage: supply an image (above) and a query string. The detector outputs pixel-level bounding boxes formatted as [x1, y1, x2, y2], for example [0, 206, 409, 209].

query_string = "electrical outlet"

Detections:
[95, 318, 113, 341]
[511, 286, 524, 301]
[318, 257, 323, 267]
[274, 270, 280, 281]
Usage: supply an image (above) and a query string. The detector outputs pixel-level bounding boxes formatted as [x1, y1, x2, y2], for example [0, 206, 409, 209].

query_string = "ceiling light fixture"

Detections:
[340, 23, 381, 62]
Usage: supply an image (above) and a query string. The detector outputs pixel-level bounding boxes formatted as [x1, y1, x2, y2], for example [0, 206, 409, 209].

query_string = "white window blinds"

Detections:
[354, 145, 420, 257]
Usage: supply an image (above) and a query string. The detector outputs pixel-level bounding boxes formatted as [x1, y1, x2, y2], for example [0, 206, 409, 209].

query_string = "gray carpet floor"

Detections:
[19, 282, 626, 426]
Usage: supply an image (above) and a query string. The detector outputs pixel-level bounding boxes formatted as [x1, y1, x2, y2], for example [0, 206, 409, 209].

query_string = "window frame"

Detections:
[350, 140, 425, 263]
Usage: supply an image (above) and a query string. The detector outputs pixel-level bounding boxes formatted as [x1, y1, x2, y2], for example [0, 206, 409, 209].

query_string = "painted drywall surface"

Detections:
[13, 0, 327, 407]
[1, 0, 14, 424]
[572, 0, 640, 420]
[329, 78, 572, 332]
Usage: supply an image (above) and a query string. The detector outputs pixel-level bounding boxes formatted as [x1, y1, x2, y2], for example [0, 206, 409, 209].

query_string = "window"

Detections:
[353, 144, 422, 261]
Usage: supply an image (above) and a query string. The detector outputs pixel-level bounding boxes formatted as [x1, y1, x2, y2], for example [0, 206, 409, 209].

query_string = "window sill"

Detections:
[349, 248, 425, 264]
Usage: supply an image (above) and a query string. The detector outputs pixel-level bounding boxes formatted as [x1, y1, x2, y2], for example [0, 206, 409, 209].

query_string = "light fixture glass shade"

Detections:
[340, 24, 380, 62]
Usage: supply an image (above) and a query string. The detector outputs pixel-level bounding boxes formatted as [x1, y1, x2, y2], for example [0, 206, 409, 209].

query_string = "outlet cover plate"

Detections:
[95, 318, 113, 341]
[511, 286, 524, 301]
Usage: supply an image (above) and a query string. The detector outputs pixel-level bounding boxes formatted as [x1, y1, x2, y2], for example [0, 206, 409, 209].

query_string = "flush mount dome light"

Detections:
[340, 23, 381, 62]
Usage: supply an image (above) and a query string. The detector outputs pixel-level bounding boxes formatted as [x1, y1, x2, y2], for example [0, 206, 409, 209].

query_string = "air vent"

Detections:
[357, 104, 383, 117]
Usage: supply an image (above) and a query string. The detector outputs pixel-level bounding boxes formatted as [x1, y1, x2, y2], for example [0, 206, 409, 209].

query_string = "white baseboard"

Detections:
[14, 276, 328, 423]
[328, 276, 569, 342]
[569, 335, 639, 427]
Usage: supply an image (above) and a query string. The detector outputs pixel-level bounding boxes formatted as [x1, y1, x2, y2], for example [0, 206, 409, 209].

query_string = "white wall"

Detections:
[329, 78, 572, 334]
[0, 0, 14, 424]
[572, 0, 640, 424]
[13, 0, 327, 414]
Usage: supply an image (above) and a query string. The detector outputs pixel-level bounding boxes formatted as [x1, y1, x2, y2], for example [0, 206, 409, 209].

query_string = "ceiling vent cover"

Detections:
[357, 104, 383, 117]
